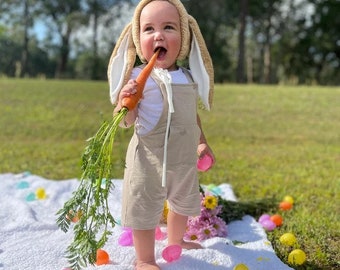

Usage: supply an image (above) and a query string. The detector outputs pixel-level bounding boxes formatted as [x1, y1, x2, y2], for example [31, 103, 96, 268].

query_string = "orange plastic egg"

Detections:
[66, 210, 82, 223]
[270, 214, 283, 226]
[96, 249, 109, 265]
[279, 201, 293, 211]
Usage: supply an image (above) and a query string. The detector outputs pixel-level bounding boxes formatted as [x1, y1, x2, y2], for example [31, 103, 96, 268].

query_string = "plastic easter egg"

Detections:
[233, 263, 249, 270]
[100, 178, 107, 189]
[118, 229, 133, 246]
[96, 249, 110, 265]
[261, 219, 276, 231]
[279, 233, 297, 246]
[66, 210, 82, 223]
[279, 201, 293, 211]
[207, 184, 216, 190]
[25, 192, 36, 202]
[16, 181, 29, 189]
[155, 226, 165, 240]
[197, 154, 213, 172]
[258, 214, 271, 223]
[23, 171, 31, 177]
[270, 214, 283, 226]
[283, 195, 294, 205]
[36, 187, 46, 199]
[288, 249, 306, 265]
[162, 245, 182, 262]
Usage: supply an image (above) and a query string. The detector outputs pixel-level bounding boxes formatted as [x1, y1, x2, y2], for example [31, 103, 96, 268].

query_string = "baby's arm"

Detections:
[113, 79, 138, 128]
[197, 114, 216, 165]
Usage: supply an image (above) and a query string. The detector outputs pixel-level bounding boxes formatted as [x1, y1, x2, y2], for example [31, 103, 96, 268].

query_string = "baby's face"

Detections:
[140, 1, 181, 70]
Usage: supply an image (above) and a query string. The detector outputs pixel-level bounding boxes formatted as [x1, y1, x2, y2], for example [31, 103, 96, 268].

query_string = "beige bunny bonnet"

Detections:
[107, 0, 214, 110]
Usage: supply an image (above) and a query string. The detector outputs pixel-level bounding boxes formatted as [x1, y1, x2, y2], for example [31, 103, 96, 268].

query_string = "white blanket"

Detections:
[0, 173, 292, 270]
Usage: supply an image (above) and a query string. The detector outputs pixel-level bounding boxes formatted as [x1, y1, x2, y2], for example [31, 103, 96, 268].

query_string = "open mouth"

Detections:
[155, 47, 167, 59]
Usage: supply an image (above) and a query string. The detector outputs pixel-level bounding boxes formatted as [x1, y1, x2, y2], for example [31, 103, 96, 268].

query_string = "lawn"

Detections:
[0, 79, 339, 269]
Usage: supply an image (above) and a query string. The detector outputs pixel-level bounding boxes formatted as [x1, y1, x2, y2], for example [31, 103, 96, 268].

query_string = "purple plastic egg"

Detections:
[118, 229, 133, 246]
[258, 214, 271, 223]
[261, 219, 276, 231]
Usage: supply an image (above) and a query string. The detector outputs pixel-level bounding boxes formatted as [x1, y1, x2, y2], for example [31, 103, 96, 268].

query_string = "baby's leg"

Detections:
[167, 210, 202, 249]
[133, 229, 160, 270]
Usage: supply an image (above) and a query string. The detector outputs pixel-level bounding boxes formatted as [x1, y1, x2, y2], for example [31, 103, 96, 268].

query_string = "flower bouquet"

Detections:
[184, 184, 278, 242]
[185, 191, 227, 241]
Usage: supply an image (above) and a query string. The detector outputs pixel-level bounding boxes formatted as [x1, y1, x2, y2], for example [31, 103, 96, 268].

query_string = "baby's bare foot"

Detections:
[180, 240, 203, 250]
[135, 260, 160, 270]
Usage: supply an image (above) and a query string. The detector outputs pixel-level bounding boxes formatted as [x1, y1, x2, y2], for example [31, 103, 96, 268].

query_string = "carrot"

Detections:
[121, 48, 160, 111]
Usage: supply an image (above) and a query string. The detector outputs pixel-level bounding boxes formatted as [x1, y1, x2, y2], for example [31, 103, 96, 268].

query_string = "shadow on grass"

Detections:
[217, 196, 278, 224]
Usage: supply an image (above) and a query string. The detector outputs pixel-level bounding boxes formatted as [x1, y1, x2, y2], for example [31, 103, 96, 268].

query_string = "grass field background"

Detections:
[0, 79, 339, 269]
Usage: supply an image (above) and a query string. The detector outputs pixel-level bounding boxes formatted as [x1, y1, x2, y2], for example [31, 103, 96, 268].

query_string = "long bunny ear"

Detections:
[188, 16, 214, 111]
[107, 23, 136, 104]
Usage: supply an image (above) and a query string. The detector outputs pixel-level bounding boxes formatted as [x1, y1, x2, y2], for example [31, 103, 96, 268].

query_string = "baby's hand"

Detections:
[118, 79, 138, 106]
[197, 143, 215, 164]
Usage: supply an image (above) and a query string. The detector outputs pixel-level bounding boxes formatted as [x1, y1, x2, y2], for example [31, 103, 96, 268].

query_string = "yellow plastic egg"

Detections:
[233, 263, 249, 270]
[283, 195, 294, 205]
[288, 249, 306, 265]
[279, 233, 297, 246]
[36, 187, 46, 199]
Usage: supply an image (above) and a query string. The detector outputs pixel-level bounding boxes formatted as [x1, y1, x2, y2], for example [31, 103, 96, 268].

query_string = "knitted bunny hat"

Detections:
[107, 0, 214, 110]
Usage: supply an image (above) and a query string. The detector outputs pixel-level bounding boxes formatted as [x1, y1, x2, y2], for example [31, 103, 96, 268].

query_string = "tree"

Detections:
[249, 0, 285, 84]
[0, 0, 40, 77]
[306, 0, 339, 84]
[0, 36, 21, 76]
[183, 0, 236, 82]
[236, 0, 248, 83]
[84, 0, 133, 80]
[278, 0, 339, 85]
[41, 0, 87, 78]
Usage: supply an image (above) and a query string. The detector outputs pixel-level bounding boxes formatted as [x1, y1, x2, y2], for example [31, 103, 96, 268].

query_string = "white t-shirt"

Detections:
[131, 67, 189, 135]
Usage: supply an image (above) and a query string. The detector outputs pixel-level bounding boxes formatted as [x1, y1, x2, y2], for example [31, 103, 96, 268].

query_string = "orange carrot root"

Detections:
[121, 49, 160, 111]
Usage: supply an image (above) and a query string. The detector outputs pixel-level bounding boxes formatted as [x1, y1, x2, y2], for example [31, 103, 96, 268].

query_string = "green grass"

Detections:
[0, 79, 339, 269]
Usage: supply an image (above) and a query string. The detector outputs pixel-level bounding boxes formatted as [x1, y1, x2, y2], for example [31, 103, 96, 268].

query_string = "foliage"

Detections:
[218, 196, 278, 224]
[0, 1, 339, 84]
[0, 79, 339, 269]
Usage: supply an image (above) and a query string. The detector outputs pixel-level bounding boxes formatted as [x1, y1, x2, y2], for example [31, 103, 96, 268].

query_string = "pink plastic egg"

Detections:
[261, 219, 276, 231]
[197, 154, 213, 172]
[155, 226, 165, 240]
[162, 245, 182, 262]
[118, 228, 133, 246]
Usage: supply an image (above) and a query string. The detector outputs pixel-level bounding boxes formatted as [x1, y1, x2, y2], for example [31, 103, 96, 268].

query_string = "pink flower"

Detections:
[184, 192, 227, 241]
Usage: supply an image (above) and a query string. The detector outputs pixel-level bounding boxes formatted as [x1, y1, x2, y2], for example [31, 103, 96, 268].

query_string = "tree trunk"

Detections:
[56, 31, 70, 78]
[236, 0, 248, 83]
[263, 4, 273, 84]
[247, 55, 253, 83]
[91, 11, 99, 80]
[20, 0, 29, 78]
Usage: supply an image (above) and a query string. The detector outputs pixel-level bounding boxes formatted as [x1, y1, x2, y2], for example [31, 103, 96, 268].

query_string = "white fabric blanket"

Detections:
[0, 173, 292, 270]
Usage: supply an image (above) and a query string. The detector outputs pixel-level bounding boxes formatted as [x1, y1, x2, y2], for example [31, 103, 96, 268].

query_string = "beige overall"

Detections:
[121, 69, 202, 230]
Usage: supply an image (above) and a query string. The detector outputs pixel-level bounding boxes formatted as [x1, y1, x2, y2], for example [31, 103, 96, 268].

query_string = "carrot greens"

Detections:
[56, 112, 125, 270]
[56, 49, 160, 270]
